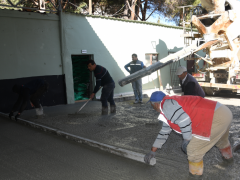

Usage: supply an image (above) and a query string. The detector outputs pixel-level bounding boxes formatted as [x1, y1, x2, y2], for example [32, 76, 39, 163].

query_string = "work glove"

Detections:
[182, 139, 190, 154]
[144, 151, 156, 164]
[15, 114, 20, 121]
[9, 112, 14, 119]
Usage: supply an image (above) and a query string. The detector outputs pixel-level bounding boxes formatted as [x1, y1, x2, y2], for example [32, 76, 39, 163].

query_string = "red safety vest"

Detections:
[160, 95, 217, 141]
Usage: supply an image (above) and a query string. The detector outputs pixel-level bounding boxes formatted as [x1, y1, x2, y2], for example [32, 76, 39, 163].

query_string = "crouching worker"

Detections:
[144, 91, 233, 179]
[9, 79, 49, 120]
[87, 60, 116, 115]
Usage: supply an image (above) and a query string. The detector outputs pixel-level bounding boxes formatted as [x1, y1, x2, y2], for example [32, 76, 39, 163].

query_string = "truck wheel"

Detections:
[204, 87, 220, 96]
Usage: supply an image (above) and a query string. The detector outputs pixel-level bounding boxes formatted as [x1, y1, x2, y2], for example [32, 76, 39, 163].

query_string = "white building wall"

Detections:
[62, 14, 189, 101]
[0, 10, 203, 104]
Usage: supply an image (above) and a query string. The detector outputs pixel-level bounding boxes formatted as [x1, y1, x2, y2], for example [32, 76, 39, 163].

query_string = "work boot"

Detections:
[188, 173, 203, 180]
[102, 106, 108, 115]
[35, 105, 43, 116]
[110, 105, 116, 113]
[219, 145, 234, 164]
[134, 100, 139, 104]
[188, 160, 203, 180]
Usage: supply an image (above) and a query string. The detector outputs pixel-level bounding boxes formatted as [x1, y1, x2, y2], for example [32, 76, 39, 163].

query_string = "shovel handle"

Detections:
[77, 86, 102, 113]
[91, 86, 102, 99]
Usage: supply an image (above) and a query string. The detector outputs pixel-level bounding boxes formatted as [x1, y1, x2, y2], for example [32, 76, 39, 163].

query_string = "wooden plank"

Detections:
[75, 99, 88, 103]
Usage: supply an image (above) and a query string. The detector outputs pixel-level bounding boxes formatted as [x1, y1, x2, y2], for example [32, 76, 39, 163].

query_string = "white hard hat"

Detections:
[175, 66, 187, 75]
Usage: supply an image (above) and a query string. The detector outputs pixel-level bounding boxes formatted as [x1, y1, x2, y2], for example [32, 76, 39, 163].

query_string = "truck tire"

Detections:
[203, 87, 220, 96]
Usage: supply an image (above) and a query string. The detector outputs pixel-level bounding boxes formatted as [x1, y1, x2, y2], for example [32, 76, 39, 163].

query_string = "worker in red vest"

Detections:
[144, 91, 233, 179]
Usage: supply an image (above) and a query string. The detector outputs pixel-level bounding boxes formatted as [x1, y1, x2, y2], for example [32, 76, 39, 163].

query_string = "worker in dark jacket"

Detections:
[87, 60, 116, 115]
[124, 54, 146, 104]
[9, 79, 48, 120]
[176, 66, 205, 98]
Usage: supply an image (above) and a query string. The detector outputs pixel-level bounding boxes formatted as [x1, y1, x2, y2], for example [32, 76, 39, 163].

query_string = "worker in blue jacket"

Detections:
[124, 54, 146, 104]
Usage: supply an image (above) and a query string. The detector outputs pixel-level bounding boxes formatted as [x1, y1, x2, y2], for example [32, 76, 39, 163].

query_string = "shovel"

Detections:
[69, 87, 102, 116]
[76, 98, 91, 114]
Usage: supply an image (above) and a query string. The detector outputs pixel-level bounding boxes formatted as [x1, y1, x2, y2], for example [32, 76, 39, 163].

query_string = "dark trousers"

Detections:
[30, 83, 48, 108]
[100, 82, 115, 107]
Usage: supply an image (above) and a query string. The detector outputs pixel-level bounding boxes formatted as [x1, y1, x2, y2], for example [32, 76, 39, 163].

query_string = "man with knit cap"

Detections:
[176, 66, 205, 98]
[144, 91, 233, 179]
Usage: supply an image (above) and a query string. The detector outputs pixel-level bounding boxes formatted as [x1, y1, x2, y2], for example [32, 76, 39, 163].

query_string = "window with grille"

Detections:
[168, 51, 181, 89]
[145, 53, 162, 89]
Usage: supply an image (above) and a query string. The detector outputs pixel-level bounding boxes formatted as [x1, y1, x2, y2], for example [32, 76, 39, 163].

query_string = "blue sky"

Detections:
[139, 7, 177, 26]
[146, 13, 176, 26]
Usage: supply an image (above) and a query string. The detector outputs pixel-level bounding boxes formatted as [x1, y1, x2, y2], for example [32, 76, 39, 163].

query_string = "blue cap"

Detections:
[147, 91, 166, 103]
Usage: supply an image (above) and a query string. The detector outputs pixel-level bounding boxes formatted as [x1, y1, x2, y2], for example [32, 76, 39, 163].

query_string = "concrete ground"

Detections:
[6, 93, 240, 180]
[1, 116, 179, 180]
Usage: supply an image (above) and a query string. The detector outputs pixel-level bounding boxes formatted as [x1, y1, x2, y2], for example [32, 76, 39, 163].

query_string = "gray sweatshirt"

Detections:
[153, 99, 221, 148]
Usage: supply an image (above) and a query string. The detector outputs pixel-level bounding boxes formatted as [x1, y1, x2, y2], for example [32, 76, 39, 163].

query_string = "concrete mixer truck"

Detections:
[118, 0, 240, 96]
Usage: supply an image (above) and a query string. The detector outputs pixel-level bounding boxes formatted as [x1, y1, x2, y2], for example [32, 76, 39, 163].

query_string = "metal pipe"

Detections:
[118, 44, 197, 87]
[58, 0, 65, 75]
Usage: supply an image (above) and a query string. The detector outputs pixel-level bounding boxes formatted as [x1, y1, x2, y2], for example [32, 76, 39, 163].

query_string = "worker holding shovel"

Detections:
[87, 60, 116, 115]
[144, 91, 233, 179]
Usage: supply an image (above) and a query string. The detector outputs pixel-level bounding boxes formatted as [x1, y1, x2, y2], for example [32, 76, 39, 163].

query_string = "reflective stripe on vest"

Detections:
[130, 60, 142, 73]
[160, 95, 217, 141]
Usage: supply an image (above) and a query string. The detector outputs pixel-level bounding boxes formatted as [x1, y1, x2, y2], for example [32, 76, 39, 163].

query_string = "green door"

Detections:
[72, 55, 91, 101]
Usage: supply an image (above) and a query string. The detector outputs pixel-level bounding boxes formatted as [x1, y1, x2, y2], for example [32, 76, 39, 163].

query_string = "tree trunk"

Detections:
[89, 0, 92, 15]
[130, 0, 137, 20]
[92, 2, 94, 15]
[134, 0, 140, 20]
[123, 0, 129, 19]
[142, 0, 148, 21]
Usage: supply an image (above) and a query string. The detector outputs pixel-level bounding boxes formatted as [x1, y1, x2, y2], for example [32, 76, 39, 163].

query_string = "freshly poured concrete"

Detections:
[0, 117, 178, 180]
[16, 96, 240, 179]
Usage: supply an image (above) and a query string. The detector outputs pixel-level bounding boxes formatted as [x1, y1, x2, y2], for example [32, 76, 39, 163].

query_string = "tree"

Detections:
[121, 0, 166, 21]
[123, 0, 129, 19]
[155, 0, 201, 25]
[123, 0, 201, 23]
[80, 0, 125, 16]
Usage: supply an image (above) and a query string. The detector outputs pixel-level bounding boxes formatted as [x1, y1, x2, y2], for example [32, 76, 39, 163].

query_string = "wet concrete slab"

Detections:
[17, 97, 240, 180]
[0, 117, 183, 180]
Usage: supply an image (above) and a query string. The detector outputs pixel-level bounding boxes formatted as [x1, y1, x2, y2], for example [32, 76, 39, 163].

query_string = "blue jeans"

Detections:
[132, 79, 142, 101]
[100, 82, 115, 107]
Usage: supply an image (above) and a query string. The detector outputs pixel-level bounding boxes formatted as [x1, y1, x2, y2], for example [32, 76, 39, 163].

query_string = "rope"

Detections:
[68, 2, 78, 8]
[111, 3, 126, 16]
[67, 2, 126, 17]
